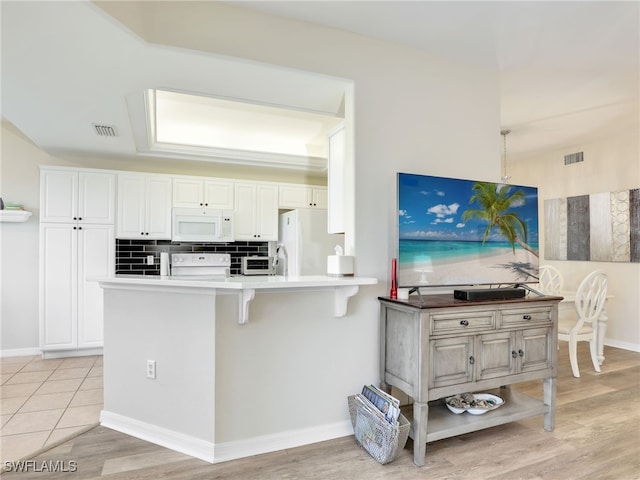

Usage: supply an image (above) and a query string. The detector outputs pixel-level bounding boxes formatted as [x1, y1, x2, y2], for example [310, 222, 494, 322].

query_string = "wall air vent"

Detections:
[92, 124, 118, 137]
[564, 151, 584, 165]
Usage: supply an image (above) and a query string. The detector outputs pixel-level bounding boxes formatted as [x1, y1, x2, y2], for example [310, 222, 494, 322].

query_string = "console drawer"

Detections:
[431, 310, 495, 334]
[501, 306, 553, 327]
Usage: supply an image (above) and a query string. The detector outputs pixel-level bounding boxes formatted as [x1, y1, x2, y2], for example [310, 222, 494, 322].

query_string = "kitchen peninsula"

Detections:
[97, 274, 377, 463]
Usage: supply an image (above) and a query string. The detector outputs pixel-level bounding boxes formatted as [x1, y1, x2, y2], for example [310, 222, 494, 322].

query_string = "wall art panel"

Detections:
[545, 188, 640, 263]
[544, 197, 567, 260]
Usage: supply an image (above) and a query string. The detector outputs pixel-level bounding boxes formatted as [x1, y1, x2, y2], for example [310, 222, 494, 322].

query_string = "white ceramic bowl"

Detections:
[465, 393, 504, 415]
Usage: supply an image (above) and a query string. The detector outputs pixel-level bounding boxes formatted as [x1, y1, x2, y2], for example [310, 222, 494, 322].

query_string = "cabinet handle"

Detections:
[141, 232, 144, 236]
[200, 203, 203, 206]
[78, 217, 82, 221]
[204, 203, 208, 207]
[518, 349, 524, 357]
[523, 314, 532, 320]
[512, 350, 518, 358]
[73, 217, 77, 220]
[460, 320, 469, 326]
[469, 356, 475, 365]
[145, 232, 149, 235]
[73, 226, 77, 230]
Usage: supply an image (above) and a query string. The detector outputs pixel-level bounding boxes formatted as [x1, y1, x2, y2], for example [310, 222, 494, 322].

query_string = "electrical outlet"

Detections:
[146, 360, 156, 379]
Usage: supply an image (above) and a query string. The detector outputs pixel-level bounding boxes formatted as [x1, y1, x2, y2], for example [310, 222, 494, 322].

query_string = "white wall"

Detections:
[509, 125, 640, 351]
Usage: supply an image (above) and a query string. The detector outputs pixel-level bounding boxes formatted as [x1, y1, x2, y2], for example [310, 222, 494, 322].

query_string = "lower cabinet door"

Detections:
[518, 327, 553, 373]
[476, 331, 517, 380]
[429, 336, 474, 388]
[40, 224, 78, 350]
[77, 225, 114, 348]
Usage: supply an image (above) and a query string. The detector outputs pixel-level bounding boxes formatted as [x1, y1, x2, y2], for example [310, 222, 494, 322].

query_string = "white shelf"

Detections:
[0, 210, 33, 222]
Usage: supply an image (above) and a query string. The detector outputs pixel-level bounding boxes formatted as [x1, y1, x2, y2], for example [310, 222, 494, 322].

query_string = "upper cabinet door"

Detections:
[40, 168, 114, 224]
[117, 174, 172, 239]
[173, 177, 234, 209]
[279, 185, 312, 209]
[172, 178, 205, 208]
[78, 172, 115, 224]
[145, 176, 173, 239]
[311, 187, 328, 209]
[203, 179, 234, 210]
[117, 175, 146, 238]
[279, 185, 327, 209]
[40, 170, 78, 222]
[234, 182, 278, 241]
[255, 184, 279, 241]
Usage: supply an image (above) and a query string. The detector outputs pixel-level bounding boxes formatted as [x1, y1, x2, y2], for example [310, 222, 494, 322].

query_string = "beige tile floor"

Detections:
[0, 354, 103, 463]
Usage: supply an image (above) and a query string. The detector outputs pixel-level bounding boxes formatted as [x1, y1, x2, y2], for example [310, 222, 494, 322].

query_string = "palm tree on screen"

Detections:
[462, 182, 539, 257]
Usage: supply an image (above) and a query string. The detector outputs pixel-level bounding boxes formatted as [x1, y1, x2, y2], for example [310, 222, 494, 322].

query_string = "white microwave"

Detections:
[171, 208, 234, 243]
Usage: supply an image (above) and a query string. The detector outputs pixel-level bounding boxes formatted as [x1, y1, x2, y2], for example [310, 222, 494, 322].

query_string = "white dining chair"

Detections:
[538, 265, 564, 295]
[557, 270, 608, 378]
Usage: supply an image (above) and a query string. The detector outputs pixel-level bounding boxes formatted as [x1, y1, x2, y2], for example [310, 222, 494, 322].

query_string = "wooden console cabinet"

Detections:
[378, 293, 562, 466]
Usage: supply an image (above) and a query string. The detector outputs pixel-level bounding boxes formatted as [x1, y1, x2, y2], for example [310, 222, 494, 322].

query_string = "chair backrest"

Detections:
[574, 270, 608, 327]
[538, 265, 564, 295]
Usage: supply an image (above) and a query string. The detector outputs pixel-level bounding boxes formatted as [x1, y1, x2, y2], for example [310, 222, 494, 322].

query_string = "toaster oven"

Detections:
[241, 256, 275, 275]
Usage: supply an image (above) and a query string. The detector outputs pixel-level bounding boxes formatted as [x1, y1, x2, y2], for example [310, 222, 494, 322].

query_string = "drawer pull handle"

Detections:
[523, 314, 532, 320]
[519, 349, 524, 357]
[469, 356, 475, 365]
[512, 350, 518, 358]
[460, 320, 469, 326]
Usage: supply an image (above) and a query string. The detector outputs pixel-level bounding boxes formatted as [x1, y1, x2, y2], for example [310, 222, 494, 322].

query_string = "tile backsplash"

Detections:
[116, 239, 269, 276]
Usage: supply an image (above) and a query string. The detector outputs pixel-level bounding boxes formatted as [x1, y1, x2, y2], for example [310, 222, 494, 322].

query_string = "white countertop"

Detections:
[96, 274, 378, 324]
[97, 274, 377, 290]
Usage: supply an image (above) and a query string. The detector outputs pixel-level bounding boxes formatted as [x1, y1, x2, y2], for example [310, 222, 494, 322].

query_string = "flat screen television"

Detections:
[397, 172, 539, 288]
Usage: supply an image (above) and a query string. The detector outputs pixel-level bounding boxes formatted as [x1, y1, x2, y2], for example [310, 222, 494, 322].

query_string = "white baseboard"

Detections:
[213, 420, 353, 464]
[604, 338, 640, 353]
[100, 409, 353, 464]
[100, 410, 216, 463]
[0, 347, 41, 358]
[42, 347, 103, 359]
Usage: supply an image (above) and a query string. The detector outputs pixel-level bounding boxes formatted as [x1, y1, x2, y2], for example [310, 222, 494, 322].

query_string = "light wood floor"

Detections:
[2, 343, 639, 479]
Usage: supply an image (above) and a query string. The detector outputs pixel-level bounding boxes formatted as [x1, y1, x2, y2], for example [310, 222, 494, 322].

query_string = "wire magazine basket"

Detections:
[347, 394, 410, 464]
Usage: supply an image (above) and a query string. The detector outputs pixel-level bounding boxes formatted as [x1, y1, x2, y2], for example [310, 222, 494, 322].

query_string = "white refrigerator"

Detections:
[278, 209, 344, 276]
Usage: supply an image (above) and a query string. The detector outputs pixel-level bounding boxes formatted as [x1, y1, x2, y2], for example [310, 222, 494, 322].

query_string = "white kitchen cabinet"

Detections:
[39, 223, 114, 352]
[234, 182, 279, 241]
[173, 177, 234, 209]
[117, 174, 172, 239]
[327, 124, 346, 233]
[40, 167, 115, 224]
[278, 184, 328, 209]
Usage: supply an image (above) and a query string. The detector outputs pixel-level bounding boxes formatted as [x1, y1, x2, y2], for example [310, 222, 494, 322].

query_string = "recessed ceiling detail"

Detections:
[131, 89, 344, 171]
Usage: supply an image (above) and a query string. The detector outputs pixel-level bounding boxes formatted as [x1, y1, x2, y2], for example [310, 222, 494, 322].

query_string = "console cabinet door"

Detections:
[518, 327, 553, 373]
[429, 336, 474, 388]
[476, 331, 516, 380]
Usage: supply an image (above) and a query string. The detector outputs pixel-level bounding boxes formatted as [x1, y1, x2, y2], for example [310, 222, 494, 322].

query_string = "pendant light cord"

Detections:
[501, 129, 511, 183]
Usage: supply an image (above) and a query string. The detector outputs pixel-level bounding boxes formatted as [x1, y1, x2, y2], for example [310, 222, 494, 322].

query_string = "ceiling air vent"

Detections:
[564, 151, 583, 165]
[92, 124, 118, 137]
